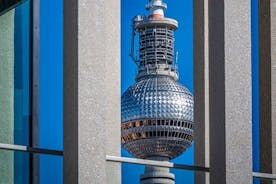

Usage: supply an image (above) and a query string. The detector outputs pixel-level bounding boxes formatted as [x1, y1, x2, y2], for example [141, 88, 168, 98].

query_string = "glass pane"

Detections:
[39, 0, 63, 150]
[0, 149, 63, 184]
[39, 154, 63, 184]
[251, 0, 260, 177]
[0, 149, 30, 184]
[253, 178, 261, 184]
[0, 1, 31, 146]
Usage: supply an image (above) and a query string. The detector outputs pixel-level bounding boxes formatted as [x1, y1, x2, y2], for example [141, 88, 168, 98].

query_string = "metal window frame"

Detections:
[0, 0, 27, 16]
[0, 143, 63, 156]
[253, 172, 276, 181]
[30, 0, 40, 183]
[106, 155, 209, 173]
[106, 155, 276, 181]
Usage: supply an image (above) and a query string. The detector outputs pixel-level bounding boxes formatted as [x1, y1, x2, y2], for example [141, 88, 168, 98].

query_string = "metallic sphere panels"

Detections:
[121, 75, 194, 159]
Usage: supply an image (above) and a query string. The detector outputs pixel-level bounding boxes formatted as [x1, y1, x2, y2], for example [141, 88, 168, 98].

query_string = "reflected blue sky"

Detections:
[40, 0, 63, 183]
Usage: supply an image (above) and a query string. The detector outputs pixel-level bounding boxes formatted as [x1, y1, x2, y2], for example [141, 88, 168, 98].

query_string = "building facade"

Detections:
[0, 0, 275, 183]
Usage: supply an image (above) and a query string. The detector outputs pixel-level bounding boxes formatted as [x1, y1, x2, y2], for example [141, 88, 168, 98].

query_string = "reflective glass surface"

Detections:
[254, 178, 261, 184]
[0, 149, 63, 184]
[39, 0, 63, 151]
[0, 149, 30, 184]
[39, 154, 63, 184]
[0, 1, 31, 146]
[39, 0, 64, 182]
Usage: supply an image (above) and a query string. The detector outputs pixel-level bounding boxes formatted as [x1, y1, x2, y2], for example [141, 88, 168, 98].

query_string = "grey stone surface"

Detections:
[64, 0, 121, 183]
[204, 0, 210, 181]
[271, 0, 276, 182]
[224, 1, 252, 184]
[0, 10, 14, 184]
[193, 0, 209, 183]
[209, 0, 252, 183]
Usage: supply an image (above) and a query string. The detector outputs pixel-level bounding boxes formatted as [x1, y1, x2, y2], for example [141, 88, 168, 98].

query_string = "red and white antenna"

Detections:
[146, 0, 167, 19]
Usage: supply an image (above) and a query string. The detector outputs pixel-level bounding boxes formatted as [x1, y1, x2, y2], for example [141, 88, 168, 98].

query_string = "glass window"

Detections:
[0, 149, 63, 184]
[0, 1, 31, 183]
[0, 0, 31, 146]
[0, 0, 64, 184]
[0, 149, 30, 184]
[39, 154, 63, 184]
[39, 0, 63, 151]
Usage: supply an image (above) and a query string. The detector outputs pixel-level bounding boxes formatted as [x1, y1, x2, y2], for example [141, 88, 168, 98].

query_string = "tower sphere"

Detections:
[121, 75, 194, 159]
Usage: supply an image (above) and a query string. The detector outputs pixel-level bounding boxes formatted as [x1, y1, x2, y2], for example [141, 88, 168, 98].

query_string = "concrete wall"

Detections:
[0, 10, 14, 184]
[209, 0, 252, 183]
[271, 0, 276, 183]
[195, 0, 252, 183]
[64, 0, 121, 183]
[194, 0, 210, 183]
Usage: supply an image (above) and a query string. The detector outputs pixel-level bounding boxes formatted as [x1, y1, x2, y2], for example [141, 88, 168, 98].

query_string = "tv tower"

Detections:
[121, 0, 194, 183]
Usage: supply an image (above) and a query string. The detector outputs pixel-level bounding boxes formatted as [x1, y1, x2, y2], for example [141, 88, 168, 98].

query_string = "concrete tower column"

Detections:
[208, 0, 252, 184]
[194, 0, 210, 183]
[140, 166, 175, 184]
[140, 157, 175, 184]
[63, 0, 121, 183]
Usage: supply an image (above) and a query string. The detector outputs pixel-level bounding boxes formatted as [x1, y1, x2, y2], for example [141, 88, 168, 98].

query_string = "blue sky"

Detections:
[121, 0, 195, 183]
[40, 0, 63, 183]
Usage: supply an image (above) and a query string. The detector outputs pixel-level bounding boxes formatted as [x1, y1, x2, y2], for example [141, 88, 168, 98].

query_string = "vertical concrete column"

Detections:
[0, 10, 14, 184]
[259, 0, 272, 181]
[271, 1, 276, 183]
[209, 0, 252, 184]
[64, 0, 121, 183]
[194, 0, 210, 183]
[259, 1, 276, 183]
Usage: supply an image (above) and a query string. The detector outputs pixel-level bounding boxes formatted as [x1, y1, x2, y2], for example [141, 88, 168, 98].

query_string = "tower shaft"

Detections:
[140, 157, 175, 184]
[141, 166, 175, 184]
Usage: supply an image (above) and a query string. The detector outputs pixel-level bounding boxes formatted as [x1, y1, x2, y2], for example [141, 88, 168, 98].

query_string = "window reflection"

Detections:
[0, 0, 30, 146]
[0, 150, 30, 184]
[0, 1, 31, 183]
